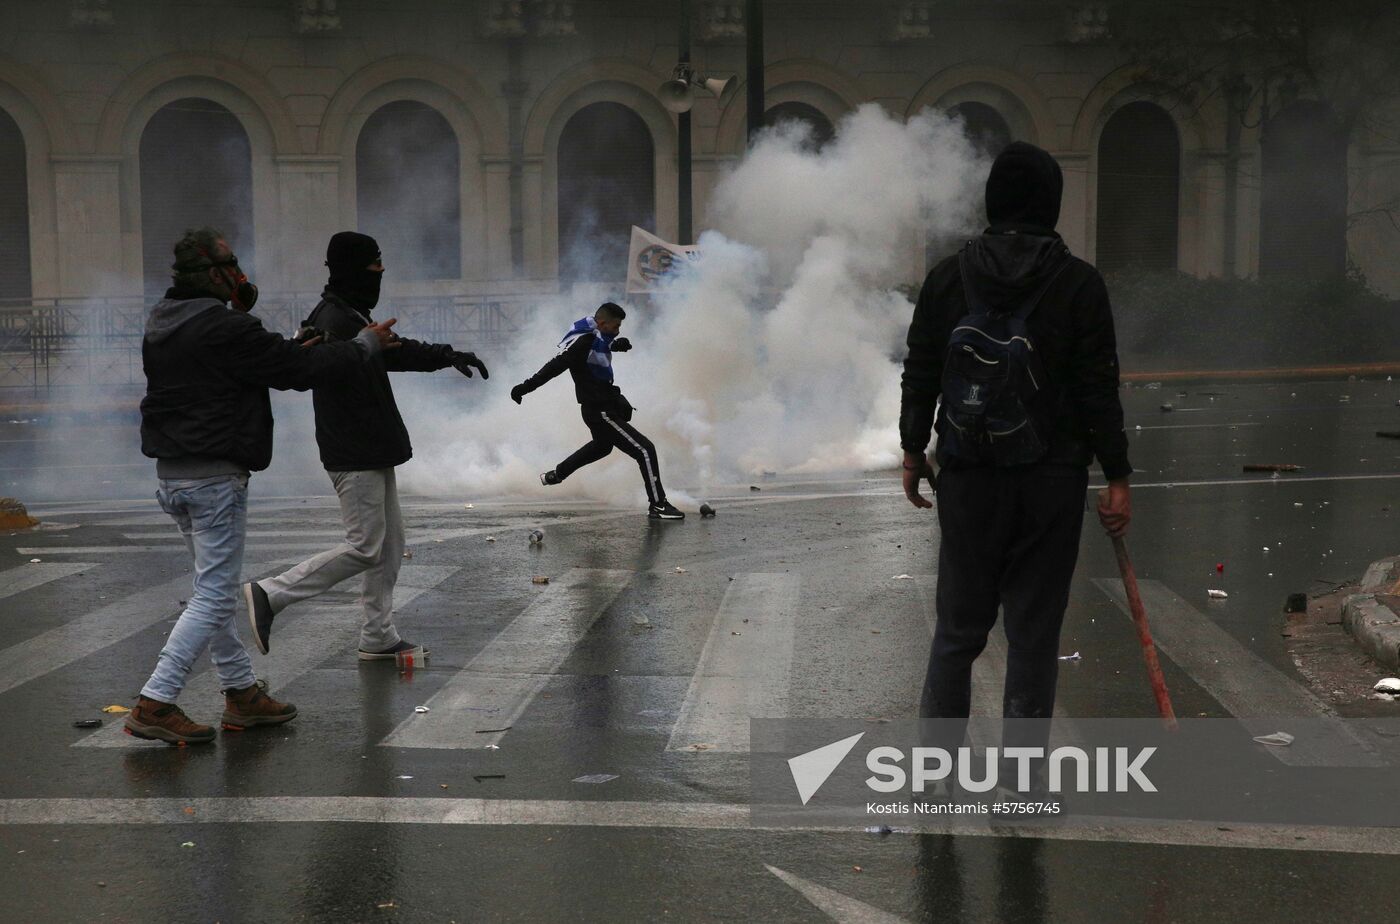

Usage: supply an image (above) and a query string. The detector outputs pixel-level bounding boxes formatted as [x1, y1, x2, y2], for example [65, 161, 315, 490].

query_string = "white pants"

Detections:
[259, 467, 404, 652]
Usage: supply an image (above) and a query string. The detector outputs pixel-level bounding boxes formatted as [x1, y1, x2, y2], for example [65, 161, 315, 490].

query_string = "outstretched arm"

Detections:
[384, 340, 490, 379]
[511, 334, 590, 403]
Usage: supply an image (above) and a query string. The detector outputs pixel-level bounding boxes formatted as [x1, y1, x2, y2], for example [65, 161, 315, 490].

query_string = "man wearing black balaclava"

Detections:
[898, 141, 1132, 790]
[241, 231, 490, 664]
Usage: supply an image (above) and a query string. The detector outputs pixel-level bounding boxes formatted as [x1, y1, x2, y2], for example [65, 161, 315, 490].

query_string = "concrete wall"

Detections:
[0, 0, 1395, 299]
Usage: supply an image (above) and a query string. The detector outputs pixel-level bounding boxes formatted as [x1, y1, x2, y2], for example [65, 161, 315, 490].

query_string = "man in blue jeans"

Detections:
[128, 227, 398, 745]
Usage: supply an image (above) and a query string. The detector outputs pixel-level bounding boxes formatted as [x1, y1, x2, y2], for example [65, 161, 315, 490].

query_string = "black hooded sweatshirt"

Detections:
[303, 289, 458, 471]
[899, 142, 1132, 481]
[140, 287, 380, 475]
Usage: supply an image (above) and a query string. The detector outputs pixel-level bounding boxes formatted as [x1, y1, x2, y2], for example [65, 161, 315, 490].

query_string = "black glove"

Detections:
[611, 337, 632, 353]
[510, 384, 526, 405]
[451, 351, 489, 379]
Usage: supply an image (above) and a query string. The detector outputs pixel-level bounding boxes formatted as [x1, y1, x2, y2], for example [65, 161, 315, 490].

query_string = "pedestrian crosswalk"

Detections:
[0, 561, 95, 603]
[667, 573, 801, 752]
[381, 568, 632, 750]
[0, 536, 1384, 762]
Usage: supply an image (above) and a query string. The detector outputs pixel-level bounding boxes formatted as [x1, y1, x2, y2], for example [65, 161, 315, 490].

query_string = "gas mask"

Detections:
[211, 259, 259, 312]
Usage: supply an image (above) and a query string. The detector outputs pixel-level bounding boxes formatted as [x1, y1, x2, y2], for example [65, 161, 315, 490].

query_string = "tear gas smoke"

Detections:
[400, 104, 986, 505]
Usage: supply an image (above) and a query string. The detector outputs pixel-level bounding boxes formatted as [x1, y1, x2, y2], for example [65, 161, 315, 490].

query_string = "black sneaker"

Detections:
[358, 639, 426, 662]
[243, 581, 274, 655]
[648, 502, 685, 521]
[540, 470, 560, 486]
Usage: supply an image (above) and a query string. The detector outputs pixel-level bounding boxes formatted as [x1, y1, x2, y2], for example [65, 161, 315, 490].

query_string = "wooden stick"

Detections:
[1100, 492, 1178, 730]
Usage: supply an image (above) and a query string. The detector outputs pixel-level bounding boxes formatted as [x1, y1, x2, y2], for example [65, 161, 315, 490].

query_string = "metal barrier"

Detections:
[0, 293, 541, 395]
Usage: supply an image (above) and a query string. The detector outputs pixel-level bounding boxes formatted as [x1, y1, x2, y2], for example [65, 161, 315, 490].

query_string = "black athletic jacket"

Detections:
[899, 230, 1133, 481]
[305, 289, 458, 471]
[517, 332, 629, 416]
[140, 288, 379, 473]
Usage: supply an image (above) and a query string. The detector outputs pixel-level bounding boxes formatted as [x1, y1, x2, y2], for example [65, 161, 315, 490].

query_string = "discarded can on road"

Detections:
[528, 529, 544, 545]
[699, 504, 716, 518]
[396, 651, 415, 674]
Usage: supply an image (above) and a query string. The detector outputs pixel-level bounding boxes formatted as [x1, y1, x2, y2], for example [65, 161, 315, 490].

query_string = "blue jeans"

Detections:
[141, 474, 257, 703]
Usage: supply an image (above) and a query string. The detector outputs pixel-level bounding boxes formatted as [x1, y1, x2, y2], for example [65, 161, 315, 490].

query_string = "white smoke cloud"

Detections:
[399, 103, 984, 505]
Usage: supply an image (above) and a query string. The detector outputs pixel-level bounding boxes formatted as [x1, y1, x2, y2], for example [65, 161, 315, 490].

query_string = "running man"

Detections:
[510, 302, 684, 520]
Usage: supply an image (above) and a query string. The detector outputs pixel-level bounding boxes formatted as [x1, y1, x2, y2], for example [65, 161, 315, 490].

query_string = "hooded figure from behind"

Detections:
[898, 141, 1133, 787]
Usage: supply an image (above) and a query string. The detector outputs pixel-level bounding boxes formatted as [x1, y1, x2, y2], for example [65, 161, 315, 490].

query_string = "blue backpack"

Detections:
[939, 246, 1071, 467]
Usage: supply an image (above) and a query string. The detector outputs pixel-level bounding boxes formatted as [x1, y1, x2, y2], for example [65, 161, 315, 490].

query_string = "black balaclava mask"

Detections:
[325, 231, 383, 313]
[984, 141, 1064, 232]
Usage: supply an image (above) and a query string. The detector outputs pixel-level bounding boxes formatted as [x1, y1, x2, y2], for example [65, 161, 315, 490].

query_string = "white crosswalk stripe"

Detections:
[1095, 578, 1382, 766]
[0, 564, 273, 697]
[0, 562, 96, 603]
[76, 565, 459, 748]
[667, 573, 801, 753]
[380, 568, 632, 750]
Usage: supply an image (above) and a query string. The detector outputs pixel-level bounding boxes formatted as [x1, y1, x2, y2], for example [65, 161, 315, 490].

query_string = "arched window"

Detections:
[0, 106, 29, 301]
[762, 101, 835, 151]
[139, 99, 254, 296]
[1096, 101, 1180, 273]
[356, 101, 461, 281]
[1260, 101, 1348, 280]
[947, 101, 1012, 159]
[557, 102, 654, 282]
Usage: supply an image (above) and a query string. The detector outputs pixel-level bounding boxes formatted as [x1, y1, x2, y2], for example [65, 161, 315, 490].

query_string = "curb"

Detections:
[1342, 556, 1400, 670]
[1121, 362, 1400, 385]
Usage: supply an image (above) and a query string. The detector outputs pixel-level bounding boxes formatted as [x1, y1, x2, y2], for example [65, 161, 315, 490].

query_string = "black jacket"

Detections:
[517, 332, 628, 417]
[305, 289, 457, 471]
[140, 288, 378, 472]
[899, 231, 1132, 481]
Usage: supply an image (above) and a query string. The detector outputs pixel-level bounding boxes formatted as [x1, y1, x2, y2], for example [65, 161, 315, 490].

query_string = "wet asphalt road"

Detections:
[2, 379, 1400, 922]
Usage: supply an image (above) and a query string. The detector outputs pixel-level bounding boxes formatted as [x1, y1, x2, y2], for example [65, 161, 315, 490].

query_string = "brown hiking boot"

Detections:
[221, 682, 297, 731]
[124, 696, 215, 746]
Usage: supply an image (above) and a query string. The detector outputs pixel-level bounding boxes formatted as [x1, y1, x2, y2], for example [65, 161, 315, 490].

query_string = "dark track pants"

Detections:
[920, 464, 1088, 756]
[555, 409, 666, 506]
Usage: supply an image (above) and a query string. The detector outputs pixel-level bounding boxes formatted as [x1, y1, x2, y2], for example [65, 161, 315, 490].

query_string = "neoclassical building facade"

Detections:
[0, 0, 1397, 305]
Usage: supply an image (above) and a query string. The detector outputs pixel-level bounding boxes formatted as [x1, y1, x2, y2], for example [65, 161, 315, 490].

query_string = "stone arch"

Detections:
[138, 99, 256, 294]
[905, 63, 1054, 148]
[319, 56, 506, 157]
[97, 58, 295, 291]
[329, 80, 493, 284]
[1096, 101, 1181, 272]
[714, 59, 863, 155]
[1071, 67, 1214, 154]
[0, 63, 70, 299]
[523, 59, 678, 280]
[1073, 68, 1217, 272]
[95, 53, 299, 155]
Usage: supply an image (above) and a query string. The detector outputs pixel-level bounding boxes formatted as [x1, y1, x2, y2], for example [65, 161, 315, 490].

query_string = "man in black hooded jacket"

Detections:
[242, 231, 489, 663]
[899, 142, 1132, 781]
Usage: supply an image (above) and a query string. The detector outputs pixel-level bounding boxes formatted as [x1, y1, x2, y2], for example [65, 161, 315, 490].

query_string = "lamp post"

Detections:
[679, 0, 692, 244]
[656, 4, 733, 246]
[746, 0, 764, 142]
